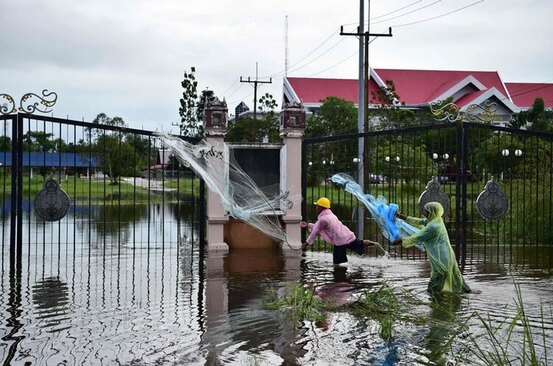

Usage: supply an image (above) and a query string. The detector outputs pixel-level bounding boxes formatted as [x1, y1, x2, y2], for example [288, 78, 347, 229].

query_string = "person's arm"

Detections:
[396, 211, 426, 229]
[305, 218, 327, 246]
[399, 223, 437, 248]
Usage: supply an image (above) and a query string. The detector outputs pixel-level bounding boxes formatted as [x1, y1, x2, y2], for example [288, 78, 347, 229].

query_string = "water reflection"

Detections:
[0, 199, 551, 365]
[425, 294, 462, 365]
[32, 277, 69, 313]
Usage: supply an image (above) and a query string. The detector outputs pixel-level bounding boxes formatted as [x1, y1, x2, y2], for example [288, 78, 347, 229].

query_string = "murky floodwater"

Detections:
[0, 204, 551, 365]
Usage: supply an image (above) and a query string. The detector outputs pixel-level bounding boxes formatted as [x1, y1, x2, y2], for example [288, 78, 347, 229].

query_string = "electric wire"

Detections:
[391, 0, 484, 28]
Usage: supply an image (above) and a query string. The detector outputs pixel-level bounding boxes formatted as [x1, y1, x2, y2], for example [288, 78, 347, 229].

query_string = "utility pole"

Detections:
[240, 62, 272, 121]
[341, 0, 392, 237]
[340, 20, 392, 186]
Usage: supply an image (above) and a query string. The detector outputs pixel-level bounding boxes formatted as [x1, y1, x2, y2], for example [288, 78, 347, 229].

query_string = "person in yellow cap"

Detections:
[300, 197, 378, 265]
[393, 202, 471, 294]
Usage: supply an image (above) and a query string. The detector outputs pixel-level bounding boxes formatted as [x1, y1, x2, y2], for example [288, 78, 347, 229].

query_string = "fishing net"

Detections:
[331, 173, 425, 251]
[159, 134, 298, 245]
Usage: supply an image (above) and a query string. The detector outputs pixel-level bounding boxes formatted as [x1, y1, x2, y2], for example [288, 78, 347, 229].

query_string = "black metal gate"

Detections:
[1, 113, 206, 273]
[302, 121, 553, 267]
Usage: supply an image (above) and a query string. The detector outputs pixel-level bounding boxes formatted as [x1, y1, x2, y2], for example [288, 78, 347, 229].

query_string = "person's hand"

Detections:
[392, 238, 402, 246]
[301, 242, 310, 251]
[299, 221, 308, 229]
[395, 212, 407, 220]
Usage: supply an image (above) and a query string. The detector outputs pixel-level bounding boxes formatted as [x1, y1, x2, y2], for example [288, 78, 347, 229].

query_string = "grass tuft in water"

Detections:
[346, 284, 403, 342]
[459, 281, 551, 366]
[266, 284, 330, 323]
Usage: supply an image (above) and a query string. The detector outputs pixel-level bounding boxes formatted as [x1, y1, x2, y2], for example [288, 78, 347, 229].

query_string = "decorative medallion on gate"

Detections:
[34, 176, 70, 221]
[476, 176, 508, 220]
[418, 177, 450, 216]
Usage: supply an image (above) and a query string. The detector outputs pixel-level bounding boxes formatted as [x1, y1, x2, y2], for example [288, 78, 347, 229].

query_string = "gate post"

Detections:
[280, 102, 305, 247]
[203, 98, 229, 250]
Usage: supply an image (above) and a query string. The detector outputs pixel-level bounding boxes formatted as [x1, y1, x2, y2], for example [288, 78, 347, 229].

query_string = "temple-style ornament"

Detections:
[34, 176, 70, 221]
[203, 97, 228, 134]
[280, 101, 306, 131]
[476, 176, 509, 220]
[418, 176, 450, 216]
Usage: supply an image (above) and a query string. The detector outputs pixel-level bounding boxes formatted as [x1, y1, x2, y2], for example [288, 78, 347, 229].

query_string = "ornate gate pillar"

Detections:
[203, 98, 229, 251]
[279, 102, 306, 247]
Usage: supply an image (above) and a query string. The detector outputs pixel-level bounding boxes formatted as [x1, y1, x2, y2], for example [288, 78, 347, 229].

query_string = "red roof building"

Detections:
[283, 68, 553, 127]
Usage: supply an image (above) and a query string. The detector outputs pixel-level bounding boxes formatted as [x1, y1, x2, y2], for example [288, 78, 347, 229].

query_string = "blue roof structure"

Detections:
[0, 152, 99, 168]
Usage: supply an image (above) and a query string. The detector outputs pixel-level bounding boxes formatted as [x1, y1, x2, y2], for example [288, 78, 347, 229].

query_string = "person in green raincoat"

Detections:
[392, 202, 471, 294]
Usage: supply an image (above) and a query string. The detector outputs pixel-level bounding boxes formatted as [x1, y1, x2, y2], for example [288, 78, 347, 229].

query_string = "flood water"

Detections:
[1, 204, 552, 365]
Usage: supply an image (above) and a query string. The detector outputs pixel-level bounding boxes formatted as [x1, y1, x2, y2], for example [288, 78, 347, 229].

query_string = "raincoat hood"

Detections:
[424, 202, 444, 221]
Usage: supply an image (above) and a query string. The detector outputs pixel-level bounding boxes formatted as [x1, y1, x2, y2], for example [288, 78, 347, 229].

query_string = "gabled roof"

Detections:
[0, 152, 99, 167]
[504, 82, 553, 108]
[456, 88, 519, 113]
[373, 68, 509, 105]
[284, 77, 382, 106]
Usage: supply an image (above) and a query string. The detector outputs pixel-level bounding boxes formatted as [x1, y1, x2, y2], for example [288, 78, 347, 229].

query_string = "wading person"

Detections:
[393, 202, 471, 294]
[300, 197, 378, 265]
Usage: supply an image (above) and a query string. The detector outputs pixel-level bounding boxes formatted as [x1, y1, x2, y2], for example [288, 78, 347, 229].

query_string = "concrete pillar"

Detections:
[204, 98, 229, 251]
[279, 102, 306, 248]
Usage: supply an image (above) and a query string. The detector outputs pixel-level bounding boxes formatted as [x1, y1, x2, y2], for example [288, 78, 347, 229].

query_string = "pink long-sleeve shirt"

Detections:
[306, 208, 356, 246]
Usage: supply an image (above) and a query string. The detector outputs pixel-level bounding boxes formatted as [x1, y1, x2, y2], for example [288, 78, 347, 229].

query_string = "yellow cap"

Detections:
[314, 197, 331, 209]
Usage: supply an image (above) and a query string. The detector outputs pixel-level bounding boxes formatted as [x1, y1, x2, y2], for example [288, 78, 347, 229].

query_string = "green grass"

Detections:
[163, 177, 202, 195]
[461, 281, 551, 366]
[0, 176, 163, 204]
[267, 280, 552, 364]
[266, 284, 330, 323]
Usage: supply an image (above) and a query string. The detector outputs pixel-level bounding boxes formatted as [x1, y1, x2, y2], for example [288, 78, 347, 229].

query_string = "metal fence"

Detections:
[302, 121, 553, 268]
[1, 113, 206, 275]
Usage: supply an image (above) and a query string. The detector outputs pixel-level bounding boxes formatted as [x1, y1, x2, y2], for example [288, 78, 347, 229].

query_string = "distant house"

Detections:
[0, 152, 99, 177]
[234, 101, 250, 122]
[283, 68, 553, 127]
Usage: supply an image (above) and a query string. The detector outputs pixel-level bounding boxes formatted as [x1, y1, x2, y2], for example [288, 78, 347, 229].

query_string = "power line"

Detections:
[372, 0, 443, 25]
[392, 0, 484, 28]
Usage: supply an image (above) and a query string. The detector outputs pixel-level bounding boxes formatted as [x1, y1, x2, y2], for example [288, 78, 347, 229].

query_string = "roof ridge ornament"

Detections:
[430, 99, 498, 123]
[0, 90, 58, 115]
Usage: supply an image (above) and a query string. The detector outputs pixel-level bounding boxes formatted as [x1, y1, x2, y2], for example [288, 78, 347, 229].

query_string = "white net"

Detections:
[159, 134, 299, 246]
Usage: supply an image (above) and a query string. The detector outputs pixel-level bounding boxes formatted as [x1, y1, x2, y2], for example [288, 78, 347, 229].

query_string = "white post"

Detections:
[204, 98, 229, 251]
[280, 102, 306, 248]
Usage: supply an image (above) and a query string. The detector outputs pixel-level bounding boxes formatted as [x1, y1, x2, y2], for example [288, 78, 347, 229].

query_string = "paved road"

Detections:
[122, 177, 176, 191]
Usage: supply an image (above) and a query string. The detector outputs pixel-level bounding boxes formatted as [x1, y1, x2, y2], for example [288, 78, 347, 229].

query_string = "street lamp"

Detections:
[502, 149, 510, 157]
[515, 149, 522, 157]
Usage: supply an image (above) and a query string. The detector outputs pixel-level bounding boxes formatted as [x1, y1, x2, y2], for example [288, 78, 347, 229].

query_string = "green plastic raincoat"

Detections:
[402, 202, 471, 294]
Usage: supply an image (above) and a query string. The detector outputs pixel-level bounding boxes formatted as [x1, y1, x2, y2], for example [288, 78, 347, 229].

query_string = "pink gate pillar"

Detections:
[279, 102, 306, 248]
[204, 98, 229, 251]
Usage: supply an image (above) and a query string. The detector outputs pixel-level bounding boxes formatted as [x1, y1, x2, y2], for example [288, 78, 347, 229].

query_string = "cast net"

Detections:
[331, 173, 425, 251]
[159, 134, 299, 246]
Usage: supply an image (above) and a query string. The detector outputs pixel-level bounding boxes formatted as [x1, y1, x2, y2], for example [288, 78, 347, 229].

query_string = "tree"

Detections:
[510, 98, 553, 131]
[226, 93, 281, 143]
[91, 113, 137, 185]
[179, 67, 200, 137]
[196, 88, 215, 124]
[0, 136, 11, 151]
[225, 117, 274, 143]
[370, 80, 416, 130]
[304, 96, 358, 138]
[258, 92, 278, 113]
[23, 131, 55, 152]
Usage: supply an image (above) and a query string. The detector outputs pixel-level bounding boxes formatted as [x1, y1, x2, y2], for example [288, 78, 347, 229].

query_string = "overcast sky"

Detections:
[1, 0, 552, 132]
